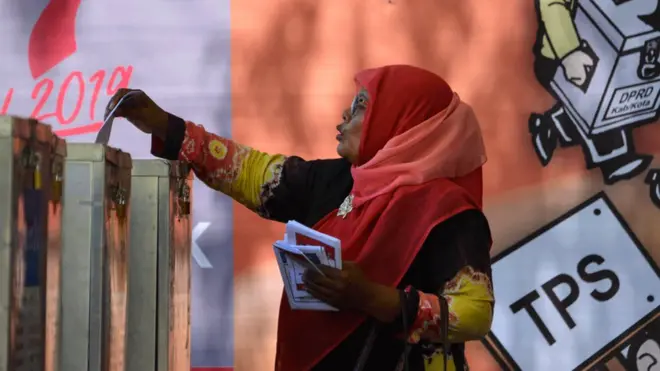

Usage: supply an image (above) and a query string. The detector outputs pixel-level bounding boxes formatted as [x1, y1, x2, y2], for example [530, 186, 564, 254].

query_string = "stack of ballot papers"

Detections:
[273, 220, 342, 311]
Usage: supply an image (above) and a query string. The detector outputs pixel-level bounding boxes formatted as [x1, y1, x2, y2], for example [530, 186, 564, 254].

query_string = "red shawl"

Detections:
[275, 65, 487, 371]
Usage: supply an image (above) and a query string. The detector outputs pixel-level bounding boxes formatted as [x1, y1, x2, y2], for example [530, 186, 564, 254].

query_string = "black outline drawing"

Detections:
[640, 1, 660, 31]
[620, 317, 660, 371]
[646, 169, 660, 208]
[529, 0, 660, 189]
[590, 316, 660, 370]
[484, 192, 660, 371]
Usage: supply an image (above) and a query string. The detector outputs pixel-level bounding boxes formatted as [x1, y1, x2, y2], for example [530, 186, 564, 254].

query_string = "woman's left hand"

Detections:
[302, 261, 373, 311]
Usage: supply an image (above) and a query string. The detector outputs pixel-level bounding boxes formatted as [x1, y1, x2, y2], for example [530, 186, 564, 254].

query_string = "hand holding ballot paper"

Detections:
[273, 221, 342, 311]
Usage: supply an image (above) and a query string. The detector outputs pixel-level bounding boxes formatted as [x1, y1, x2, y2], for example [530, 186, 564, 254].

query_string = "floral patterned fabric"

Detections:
[153, 118, 493, 370]
[178, 121, 286, 217]
[407, 266, 493, 345]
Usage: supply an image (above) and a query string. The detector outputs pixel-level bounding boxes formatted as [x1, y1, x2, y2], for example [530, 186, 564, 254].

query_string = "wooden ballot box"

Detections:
[126, 160, 192, 371]
[0, 116, 56, 371]
[59, 143, 132, 371]
[551, 0, 660, 136]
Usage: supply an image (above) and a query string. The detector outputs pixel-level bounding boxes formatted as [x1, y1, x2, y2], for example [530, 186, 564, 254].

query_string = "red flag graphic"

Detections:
[28, 0, 82, 79]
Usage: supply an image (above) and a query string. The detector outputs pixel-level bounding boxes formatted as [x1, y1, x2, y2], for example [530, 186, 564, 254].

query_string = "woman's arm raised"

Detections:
[151, 114, 287, 218]
[107, 88, 338, 223]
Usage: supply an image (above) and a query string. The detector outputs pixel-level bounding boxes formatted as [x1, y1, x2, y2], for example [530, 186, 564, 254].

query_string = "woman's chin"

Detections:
[336, 143, 346, 158]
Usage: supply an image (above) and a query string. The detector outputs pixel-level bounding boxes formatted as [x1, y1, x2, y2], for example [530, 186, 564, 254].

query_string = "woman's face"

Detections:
[336, 89, 369, 164]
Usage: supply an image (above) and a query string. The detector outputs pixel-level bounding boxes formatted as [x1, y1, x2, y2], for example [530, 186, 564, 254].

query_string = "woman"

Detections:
[109, 65, 493, 371]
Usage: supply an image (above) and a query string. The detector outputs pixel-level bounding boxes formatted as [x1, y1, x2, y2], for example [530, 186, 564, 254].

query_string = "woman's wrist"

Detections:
[151, 110, 171, 140]
[359, 282, 402, 323]
[150, 113, 186, 160]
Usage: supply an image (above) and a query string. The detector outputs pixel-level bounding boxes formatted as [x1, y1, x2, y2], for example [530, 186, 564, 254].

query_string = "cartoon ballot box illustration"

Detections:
[529, 0, 660, 184]
[646, 168, 660, 208]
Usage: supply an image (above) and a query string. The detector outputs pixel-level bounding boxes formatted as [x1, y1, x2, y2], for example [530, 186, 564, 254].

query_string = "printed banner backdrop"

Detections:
[229, 0, 660, 370]
[0, 0, 233, 370]
[3, 0, 660, 370]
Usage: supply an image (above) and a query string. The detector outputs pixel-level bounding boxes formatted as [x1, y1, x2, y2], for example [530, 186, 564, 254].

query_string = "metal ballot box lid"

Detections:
[60, 143, 132, 371]
[127, 160, 192, 371]
[550, 0, 660, 136]
[0, 116, 54, 371]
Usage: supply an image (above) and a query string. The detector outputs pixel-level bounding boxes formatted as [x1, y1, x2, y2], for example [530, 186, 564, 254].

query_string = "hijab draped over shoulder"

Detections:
[276, 65, 487, 371]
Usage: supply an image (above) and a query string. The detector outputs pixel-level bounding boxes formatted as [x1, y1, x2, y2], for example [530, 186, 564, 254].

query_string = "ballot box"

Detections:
[44, 134, 66, 371]
[59, 143, 132, 371]
[126, 160, 192, 371]
[0, 116, 54, 371]
[550, 0, 660, 136]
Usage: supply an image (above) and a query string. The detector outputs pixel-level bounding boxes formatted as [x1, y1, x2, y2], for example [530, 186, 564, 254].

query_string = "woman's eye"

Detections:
[351, 99, 366, 114]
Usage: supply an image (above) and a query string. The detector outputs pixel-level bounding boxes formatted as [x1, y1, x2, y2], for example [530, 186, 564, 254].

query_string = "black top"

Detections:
[156, 114, 493, 371]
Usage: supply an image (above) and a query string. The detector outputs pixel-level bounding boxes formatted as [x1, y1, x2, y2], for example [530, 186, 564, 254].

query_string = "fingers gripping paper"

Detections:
[95, 91, 140, 145]
[273, 221, 343, 311]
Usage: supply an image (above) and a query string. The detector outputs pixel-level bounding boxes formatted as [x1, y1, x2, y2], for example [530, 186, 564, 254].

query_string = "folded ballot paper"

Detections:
[273, 221, 342, 311]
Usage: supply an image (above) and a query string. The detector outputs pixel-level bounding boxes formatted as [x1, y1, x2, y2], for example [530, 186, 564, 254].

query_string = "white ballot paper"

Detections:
[95, 91, 141, 145]
[273, 221, 342, 311]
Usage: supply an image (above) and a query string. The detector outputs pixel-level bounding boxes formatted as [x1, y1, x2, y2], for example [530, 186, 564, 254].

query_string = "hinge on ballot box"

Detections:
[175, 162, 191, 218]
[177, 181, 191, 217]
[21, 119, 42, 190]
[51, 166, 63, 204]
[51, 136, 64, 204]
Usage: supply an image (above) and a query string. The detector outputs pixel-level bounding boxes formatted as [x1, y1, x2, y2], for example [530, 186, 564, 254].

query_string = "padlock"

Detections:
[178, 198, 190, 216]
[113, 186, 127, 220]
[116, 202, 126, 219]
[52, 173, 62, 204]
[34, 162, 42, 190]
[177, 181, 191, 217]
[638, 37, 660, 80]
[27, 152, 42, 190]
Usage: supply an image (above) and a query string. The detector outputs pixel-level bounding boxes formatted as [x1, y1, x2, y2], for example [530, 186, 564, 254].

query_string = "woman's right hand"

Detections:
[106, 88, 169, 139]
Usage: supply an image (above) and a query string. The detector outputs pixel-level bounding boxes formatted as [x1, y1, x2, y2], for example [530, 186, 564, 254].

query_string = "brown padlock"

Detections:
[52, 174, 62, 203]
[177, 180, 191, 217]
[51, 159, 63, 203]
[113, 186, 127, 220]
[33, 155, 42, 190]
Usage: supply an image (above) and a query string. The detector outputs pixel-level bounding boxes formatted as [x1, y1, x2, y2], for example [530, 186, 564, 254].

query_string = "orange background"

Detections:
[229, 0, 660, 369]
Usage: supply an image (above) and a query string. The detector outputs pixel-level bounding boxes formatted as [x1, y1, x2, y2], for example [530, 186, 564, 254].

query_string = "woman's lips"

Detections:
[336, 133, 343, 141]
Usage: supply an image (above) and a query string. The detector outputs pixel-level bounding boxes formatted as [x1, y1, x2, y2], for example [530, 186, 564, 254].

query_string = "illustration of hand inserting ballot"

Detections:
[528, 0, 660, 186]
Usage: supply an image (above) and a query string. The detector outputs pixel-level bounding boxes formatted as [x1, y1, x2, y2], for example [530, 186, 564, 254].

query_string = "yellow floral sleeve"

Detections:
[403, 266, 494, 370]
[178, 121, 286, 217]
[443, 266, 494, 342]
